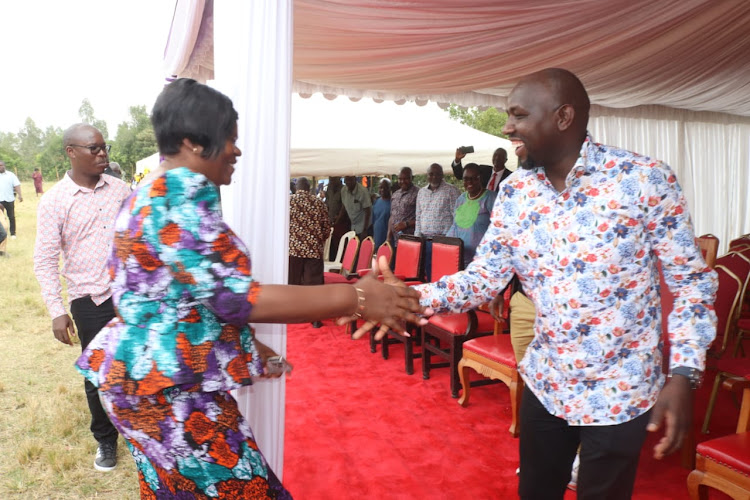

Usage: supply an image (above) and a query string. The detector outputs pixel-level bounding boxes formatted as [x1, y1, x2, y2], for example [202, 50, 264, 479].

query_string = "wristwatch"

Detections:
[671, 366, 703, 389]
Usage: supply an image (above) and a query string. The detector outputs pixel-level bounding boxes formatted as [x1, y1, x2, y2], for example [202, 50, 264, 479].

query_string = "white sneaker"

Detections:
[10, 235, 16, 240]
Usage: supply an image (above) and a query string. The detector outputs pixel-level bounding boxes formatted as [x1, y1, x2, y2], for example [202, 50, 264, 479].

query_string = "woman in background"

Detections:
[76, 79, 428, 499]
[446, 163, 497, 268]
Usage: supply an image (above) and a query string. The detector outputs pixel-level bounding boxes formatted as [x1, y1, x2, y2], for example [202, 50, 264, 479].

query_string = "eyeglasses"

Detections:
[69, 144, 111, 155]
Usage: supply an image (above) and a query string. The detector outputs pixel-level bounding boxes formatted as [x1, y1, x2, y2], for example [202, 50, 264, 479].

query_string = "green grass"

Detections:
[0, 182, 139, 499]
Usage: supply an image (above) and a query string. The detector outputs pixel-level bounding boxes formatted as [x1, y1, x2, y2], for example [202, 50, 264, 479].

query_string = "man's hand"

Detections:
[455, 147, 466, 163]
[648, 375, 693, 459]
[488, 293, 505, 323]
[52, 314, 76, 346]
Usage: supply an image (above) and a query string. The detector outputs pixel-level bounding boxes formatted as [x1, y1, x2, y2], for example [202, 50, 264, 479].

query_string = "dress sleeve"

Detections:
[161, 174, 260, 326]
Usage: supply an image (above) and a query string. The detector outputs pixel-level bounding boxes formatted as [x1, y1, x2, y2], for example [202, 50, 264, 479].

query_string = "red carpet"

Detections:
[283, 321, 737, 499]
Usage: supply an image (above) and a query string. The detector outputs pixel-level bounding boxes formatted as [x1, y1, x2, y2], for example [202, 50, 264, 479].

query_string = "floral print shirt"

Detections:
[414, 134, 717, 425]
[76, 167, 263, 395]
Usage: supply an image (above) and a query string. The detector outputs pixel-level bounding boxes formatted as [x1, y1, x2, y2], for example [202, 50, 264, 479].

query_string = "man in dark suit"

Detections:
[451, 147, 512, 191]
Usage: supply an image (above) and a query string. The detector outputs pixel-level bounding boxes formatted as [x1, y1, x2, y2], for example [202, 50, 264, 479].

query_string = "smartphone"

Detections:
[266, 355, 294, 375]
[459, 145, 475, 154]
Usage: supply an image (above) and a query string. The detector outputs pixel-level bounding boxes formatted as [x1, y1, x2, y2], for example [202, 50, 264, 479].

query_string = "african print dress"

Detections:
[76, 167, 292, 499]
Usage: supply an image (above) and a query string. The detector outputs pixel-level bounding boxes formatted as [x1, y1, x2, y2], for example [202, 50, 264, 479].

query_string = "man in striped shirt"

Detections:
[33, 124, 131, 472]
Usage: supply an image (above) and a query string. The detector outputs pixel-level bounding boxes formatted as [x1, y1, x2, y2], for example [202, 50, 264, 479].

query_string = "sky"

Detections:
[0, 1, 176, 136]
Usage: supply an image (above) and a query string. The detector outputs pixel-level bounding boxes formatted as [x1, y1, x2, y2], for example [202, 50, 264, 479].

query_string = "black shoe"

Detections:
[311, 321, 323, 328]
[94, 441, 117, 471]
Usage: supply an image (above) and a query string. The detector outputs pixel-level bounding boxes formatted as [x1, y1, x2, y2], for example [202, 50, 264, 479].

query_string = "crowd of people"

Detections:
[0, 67, 715, 499]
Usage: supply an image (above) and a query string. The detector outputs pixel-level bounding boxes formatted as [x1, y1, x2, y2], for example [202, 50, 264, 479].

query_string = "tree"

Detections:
[15, 118, 44, 178]
[111, 105, 157, 180]
[78, 98, 109, 139]
[36, 127, 66, 181]
[445, 104, 508, 138]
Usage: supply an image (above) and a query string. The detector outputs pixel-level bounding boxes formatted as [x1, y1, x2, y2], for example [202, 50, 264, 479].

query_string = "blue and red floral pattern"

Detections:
[414, 134, 717, 425]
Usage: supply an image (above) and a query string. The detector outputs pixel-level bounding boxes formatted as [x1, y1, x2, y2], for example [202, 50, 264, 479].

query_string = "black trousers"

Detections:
[70, 296, 119, 445]
[288, 256, 324, 286]
[519, 386, 650, 500]
[1, 200, 15, 236]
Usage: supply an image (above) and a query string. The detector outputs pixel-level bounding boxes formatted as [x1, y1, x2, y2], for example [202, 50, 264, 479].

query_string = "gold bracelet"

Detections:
[353, 287, 366, 319]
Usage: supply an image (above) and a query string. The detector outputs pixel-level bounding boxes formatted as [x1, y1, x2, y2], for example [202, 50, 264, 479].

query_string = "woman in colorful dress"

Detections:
[75, 78, 428, 499]
[446, 163, 498, 268]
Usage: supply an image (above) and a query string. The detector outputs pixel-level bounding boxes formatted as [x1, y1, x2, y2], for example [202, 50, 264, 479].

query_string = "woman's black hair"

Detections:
[151, 78, 239, 159]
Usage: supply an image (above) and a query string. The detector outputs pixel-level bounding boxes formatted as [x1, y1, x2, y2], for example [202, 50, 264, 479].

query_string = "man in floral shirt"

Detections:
[413, 69, 717, 499]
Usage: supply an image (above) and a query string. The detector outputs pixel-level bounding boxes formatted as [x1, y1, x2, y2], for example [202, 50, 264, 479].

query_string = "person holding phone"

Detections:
[451, 146, 512, 191]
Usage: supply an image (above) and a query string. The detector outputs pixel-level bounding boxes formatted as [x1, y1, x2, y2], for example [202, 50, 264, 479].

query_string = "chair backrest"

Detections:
[322, 227, 334, 262]
[340, 236, 360, 275]
[711, 264, 744, 356]
[729, 235, 750, 251]
[375, 241, 393, 269]
[697, 234, 719, 268]
[330, 230, 356, 265]
[430, 236, 464, 281]
[719, 252, 750, 311]
[354, 236, 375, 274]
[393, 235, 424, 281]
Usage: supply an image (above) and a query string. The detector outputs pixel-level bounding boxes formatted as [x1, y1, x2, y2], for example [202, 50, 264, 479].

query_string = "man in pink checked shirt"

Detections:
[33, 123, 130, 473]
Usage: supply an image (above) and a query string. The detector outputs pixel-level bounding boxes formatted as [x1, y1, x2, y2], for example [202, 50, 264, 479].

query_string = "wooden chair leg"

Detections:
[369, 329, 377, 353]
[681, 426, 695, 469]
[422, 332, 432, 380]
[686, 469, 710, 500]
[405, 337, 414, 375]
[457, 358, 472, 407]
[702, 372, 727, 434]
[450, 337, 461, 398]
[509, 375, 522, 438]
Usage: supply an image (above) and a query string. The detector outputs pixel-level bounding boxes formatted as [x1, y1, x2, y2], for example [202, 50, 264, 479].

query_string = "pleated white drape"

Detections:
[212, 0, 292, 479]
[589, 106, 750, 254]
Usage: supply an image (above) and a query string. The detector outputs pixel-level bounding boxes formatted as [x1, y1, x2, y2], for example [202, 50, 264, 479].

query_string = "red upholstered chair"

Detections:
[358, 241, 392, 277]
[346, 236, 374, 279]
[688, 384, 750, 499]
[323, 236, 359, 284]
[729, 234, 750, 252]
[700, 261, 747, 434]
[369, 235, 424, 356]
[458, 321, 521, 437]
[391, 234, 424, 282]
[381, 236, 458, 375]
[420, 236, 496, 397]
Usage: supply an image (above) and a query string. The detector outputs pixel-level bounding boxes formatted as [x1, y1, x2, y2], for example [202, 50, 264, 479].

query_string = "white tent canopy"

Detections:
[135, 152, 160, 175]
[137, 94, 514, 177]
[290, 94, 512, 177]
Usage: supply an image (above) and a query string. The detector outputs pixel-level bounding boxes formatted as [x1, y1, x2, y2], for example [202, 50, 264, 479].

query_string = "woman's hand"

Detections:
[253, 339, 284, 378]
[338, 256, 433, 340]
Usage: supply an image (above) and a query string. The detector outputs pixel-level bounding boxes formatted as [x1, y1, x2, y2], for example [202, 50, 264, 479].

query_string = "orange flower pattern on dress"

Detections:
[76, 167, 288, 498]
[76, 167, 264, 397]
[100, 387, 289, 499]
[415, 134, 717, 426]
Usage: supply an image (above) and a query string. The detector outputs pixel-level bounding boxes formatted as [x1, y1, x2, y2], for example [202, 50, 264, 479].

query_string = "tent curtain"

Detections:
[213, 0, 292, 479]
[588, 106, 750, 253]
